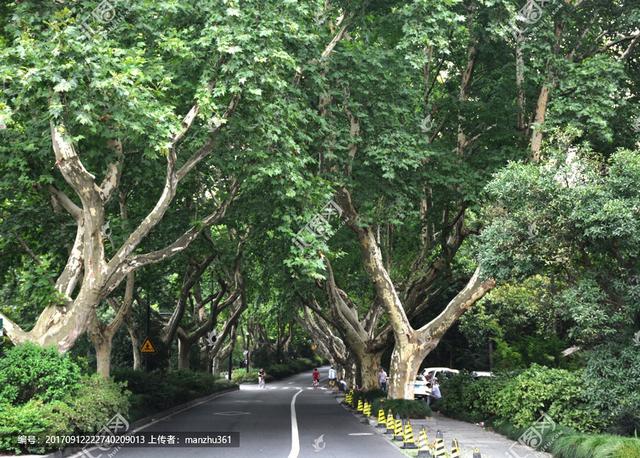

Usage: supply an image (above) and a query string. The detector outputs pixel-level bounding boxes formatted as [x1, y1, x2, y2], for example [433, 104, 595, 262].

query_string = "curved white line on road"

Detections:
[288, 389, 304, 458]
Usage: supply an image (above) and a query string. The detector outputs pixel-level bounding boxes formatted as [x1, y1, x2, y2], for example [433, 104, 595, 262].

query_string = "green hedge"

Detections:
[0, 345, 129, 455]
[232, 357, 318, 383]
[344, 389, 431, 419]
[0, 342, 81, 405]
[436, 366, 640, 457]
[0, 374, 129, 455]
[438, 365, 602, 432]
[371, 398, 432, 419]
[112, 369, 236, 420]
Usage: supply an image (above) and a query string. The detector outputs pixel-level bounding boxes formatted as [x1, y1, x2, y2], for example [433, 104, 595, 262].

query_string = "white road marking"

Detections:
[213, 411, 251, 416]
[287, 389, 304, 458]
[348, 433, 373, 436]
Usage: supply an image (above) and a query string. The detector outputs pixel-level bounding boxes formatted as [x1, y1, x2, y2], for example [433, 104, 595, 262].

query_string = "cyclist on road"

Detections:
[258, 368, 266, 388]
[312, 368, 321, 388]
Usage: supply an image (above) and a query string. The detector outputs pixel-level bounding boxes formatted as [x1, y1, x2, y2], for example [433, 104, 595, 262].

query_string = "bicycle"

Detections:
[312, 379, 319, 389]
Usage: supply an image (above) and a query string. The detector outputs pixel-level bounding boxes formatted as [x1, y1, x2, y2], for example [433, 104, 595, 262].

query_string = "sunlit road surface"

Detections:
[79, 367, 403, 458]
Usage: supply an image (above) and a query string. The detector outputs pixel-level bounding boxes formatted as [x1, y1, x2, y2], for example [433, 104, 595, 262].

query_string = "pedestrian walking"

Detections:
[378, 367, 388, 392]
[328, 365, 337, 389]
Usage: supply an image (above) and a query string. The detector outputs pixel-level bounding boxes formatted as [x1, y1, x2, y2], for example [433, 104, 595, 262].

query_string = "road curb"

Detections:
[38, 386, 239, 458]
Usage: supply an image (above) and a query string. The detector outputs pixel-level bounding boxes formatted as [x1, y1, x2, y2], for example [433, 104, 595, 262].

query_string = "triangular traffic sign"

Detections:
[140, 337, 156, 354]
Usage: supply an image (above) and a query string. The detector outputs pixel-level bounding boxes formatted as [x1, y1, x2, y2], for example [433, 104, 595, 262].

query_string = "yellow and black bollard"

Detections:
[360, 401, 370, 423]
[376, 409, 386, 429]
[450, 438, 461, 458]
[433, 430, 446, 457]
[345, 391, 352, 407]
[357, 398, 364, 412]
[417, 427, 432, 458]
[393, 415, 404, 441]
[402, 420, 418, 449]
[385, 410, 395, 435]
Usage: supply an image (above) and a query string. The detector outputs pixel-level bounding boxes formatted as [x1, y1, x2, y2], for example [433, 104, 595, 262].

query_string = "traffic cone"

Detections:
[385, 410, 395, 435]
[433, 430, 446, 457]
[360, 401, 370, 423]
[402, 420, 418, 449]
[450, 439, 461, 458]
[472, 448, 482, 458]
[365, 401, 372, 417]
[376, 409, 386, 428]
[357, 399, 363, 412]
[417, 427, 432, 458]
[393, 415, 403, 441]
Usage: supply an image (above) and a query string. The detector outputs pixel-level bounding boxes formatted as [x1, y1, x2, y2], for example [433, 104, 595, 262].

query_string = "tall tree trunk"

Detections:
[388, 340, 430, 399]
[178, 336, 191, 370]
[357, 350, 383, 390]
[93, 335, 113, 379]
[515, 36, 527, 133]
[530, 84, 550, 161]
[337, 194, 495, 399]
[127, 324, 142, 371]
[344, 355, 356, 388]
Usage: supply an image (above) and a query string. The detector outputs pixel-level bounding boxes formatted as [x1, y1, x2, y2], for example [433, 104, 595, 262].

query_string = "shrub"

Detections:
[437, 372, 506, 423]
[0, 343, 81, 405]
[371, 398, 432, 419]
[66, 375, 130, 434]
[583, 344, 640, 435]
[0, 400, 71, 454]
[232, 368, 272, 384]
[351, 389, 386, 404]
[492, 365, 602, 431]
[112, 369, 236, 420]
[246, 358, 316, 381]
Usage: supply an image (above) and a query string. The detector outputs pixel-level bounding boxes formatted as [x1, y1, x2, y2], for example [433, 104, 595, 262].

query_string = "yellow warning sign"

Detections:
[140, 338, 156, 354]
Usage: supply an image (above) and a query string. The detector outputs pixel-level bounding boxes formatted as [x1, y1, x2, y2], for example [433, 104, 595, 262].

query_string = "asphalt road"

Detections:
[87, 367, 403, 458]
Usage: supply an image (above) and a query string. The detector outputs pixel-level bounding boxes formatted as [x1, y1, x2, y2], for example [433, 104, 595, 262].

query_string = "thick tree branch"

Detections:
[176, 95, 240, 182]
[48, 185, 81, 220]
[99, 139, 124, 204]
[417, 267, 495, 337]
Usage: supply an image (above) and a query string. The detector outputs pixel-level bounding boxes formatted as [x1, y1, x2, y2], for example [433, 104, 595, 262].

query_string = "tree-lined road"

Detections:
[85, 368, 402, 458]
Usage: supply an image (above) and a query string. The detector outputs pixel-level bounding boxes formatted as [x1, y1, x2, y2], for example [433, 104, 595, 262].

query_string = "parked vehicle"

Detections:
[414, 374, 430, 399]
[414, 367, 460, 400]
[421, 367, 460, 381]
[471, 371, 494, 378]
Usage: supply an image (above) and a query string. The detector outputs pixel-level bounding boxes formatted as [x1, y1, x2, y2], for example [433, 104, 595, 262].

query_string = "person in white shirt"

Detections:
[428, 380, 441, 406]
[328, 366, 337, 388]
[378, 367, 388, 392]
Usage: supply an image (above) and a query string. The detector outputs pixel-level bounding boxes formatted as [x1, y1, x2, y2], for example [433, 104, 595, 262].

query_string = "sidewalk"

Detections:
[400, 413, 552, 458]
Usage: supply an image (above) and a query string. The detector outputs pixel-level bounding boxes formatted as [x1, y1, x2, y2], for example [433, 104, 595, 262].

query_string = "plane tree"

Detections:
[0, 0, 328, 352]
